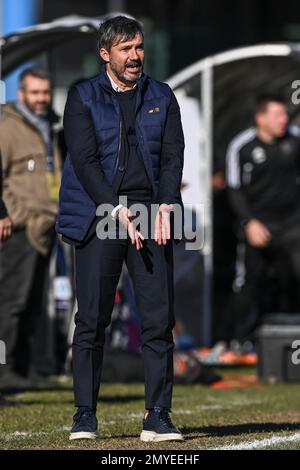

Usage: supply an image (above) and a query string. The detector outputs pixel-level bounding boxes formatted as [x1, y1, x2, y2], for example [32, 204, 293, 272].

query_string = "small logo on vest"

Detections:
[148, 107, 160, 113]
[252, 146, 266, 164]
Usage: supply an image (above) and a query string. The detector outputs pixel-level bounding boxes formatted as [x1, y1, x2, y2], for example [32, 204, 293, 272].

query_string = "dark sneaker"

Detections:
[140, 407, 184, 442]
[69, 408, 99, 440]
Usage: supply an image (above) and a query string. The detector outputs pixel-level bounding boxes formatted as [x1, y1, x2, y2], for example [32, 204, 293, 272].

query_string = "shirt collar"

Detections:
[106, 71, 137, 93]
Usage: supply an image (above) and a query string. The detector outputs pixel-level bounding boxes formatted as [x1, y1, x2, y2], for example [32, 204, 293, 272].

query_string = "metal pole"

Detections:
[0, 38, 5, 117]
[201, 60, 214, 346]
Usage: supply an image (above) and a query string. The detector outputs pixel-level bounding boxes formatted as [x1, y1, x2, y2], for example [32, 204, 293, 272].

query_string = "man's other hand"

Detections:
[0, 216, 13, 242]
[154, 203, 174, 245]
[118, 207, 144, 250]
[245, 218, 271, 248]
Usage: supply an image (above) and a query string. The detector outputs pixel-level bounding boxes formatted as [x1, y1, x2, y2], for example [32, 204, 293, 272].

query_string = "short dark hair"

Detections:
[255, 93, 286, 114]
[97, 16, 143, 51]
[19, 67, 50, 89]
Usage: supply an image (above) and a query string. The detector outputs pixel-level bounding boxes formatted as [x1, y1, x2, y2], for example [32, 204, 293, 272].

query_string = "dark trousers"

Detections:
[72, 216, 175, 411]
[228, 222, 300, 343]
[0, 229, 50, 377]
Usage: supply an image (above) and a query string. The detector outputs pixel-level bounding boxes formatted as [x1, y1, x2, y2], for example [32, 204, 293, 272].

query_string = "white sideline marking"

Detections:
[173, 400, 264, 414]
[213, 432, 300, 450]
[0, 427, 72, 441]
[3, 426, 300, 450]
[2, 431, 49, 440]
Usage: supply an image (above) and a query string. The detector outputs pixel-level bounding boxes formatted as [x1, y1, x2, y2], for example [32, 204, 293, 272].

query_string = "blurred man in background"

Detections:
[0, 68, 61, 389]
[226, 94, 300, 349]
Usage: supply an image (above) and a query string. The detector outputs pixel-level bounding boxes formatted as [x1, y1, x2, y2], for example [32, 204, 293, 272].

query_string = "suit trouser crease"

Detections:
[72, 226, 175, 410]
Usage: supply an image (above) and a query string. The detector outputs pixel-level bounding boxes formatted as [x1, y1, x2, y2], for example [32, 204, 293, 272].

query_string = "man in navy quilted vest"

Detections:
[57, 16, 184, 442]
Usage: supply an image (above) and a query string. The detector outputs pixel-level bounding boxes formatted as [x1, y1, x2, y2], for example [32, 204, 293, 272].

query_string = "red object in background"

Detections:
[114, 290, 122, 304]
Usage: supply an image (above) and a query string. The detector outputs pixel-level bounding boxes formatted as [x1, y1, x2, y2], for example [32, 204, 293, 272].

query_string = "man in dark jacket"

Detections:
[0, 68, 61, 389]
[58, 16, 184, 442]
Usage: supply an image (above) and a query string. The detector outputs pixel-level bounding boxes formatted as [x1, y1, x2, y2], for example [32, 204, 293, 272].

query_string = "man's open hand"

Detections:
[118, 207, 145, 251]
[154, 203, 174, 245]
[245, 218, 271, 248]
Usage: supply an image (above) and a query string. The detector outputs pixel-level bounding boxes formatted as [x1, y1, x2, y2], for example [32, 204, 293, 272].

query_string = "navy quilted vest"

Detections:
[56, 67, 175, 241]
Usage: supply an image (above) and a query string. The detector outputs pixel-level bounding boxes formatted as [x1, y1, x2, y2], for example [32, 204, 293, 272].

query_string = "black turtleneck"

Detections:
[113, 87, 152, 202]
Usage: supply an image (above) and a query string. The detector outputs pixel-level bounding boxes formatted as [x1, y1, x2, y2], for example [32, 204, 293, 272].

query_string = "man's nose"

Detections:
[129, 49, 139, 60]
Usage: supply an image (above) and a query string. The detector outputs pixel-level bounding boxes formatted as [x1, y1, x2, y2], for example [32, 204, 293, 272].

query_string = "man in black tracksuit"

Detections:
[226, 94, 300, 346]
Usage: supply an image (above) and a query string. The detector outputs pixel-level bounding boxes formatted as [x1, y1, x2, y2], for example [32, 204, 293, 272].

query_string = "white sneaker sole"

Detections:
[140, 430, 184, 442]
[69, 431, 99, 440]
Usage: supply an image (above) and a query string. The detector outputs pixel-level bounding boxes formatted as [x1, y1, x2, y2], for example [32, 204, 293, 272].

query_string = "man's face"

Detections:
[100, 33, 145, 85]
[18, 75, 51, 115]
[256, 102, 289, 138]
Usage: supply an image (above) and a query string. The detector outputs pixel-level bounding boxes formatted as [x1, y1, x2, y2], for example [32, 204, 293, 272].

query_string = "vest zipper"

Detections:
[115, 118, 122, 174]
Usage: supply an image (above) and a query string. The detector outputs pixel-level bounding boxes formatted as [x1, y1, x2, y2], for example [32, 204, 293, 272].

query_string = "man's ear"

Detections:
[17, 88, 24, 102]
[99, 47, 110, 63]
[255, 112, 264, 127]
